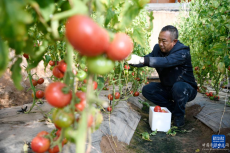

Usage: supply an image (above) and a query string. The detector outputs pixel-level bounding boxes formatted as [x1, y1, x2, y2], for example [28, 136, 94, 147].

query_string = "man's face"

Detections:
[158, 31, 177, 53]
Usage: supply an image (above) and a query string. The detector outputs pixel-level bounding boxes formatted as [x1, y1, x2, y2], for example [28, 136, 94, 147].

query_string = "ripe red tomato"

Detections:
[115, 92, 120, 99]
[58, 60, 67, 73]
[205, 92, 210, 96]
[45, 82, 72, 108]
[32, 79, 37, 86]
[136, 78, 141, 81]
[88, 115, 94, 127]
[55, 129, 61, 137]
[106, 33, 133, 61]
[23, 53, 29, 59]
[49, 61, 55, 66]
[65, 15, 109, 57]
[130, 91, 133, 95]
[194, 66, 199, 71]
[75, 97, 86, 112]
[53, 66, 64, 78]
[132, 72, 135, 76]
[161, 109, 168, 113]
[124, 65, 130, 70]
[37, 78, 44, 84]
[108, 94, 113, 100]
[93, 81, 98, 90]
[154, 106, 161, 112]
[48, 145, 59, 153]
[209, 92, 213, 97]
[133, 91, 139, 97]
[228, 65, 230, 71]
[36, 90, 44, 99]
[36, 131, 49, 137]
[31, 136, 50, 153]
[107, 106, 112, 112]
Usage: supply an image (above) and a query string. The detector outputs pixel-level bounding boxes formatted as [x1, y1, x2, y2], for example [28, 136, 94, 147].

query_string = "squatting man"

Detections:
[127, 25, 197, 127]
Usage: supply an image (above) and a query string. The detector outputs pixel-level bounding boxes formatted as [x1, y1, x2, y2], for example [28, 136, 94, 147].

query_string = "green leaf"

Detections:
[104, 8, 115, 27]
[97, 77, 105, 90]
[140, 132, 151, 141]
[150, 129, 157, 136]
[224, 55, 230, 67]
[10, 58, 23, 90]
[132, 27, 147, 47]
[119, 1, 141, 29]
[147, 12, 154, 32]
[0, 38, 9, 77]
[35, 0, 55, 21]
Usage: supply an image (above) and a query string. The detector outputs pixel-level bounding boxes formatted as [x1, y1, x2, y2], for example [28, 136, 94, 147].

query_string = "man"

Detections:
[127, 25, 197, 127]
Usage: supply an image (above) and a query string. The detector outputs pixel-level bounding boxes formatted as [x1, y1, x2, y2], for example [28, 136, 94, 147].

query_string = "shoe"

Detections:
[173, 116, 185, 127]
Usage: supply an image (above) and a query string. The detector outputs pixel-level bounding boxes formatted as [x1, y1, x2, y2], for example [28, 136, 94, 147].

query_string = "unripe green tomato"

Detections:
[80, 86, 87, 92]
[64, 127, 76, 143]
[76, 70, 87, 81]
[52, 109, 74, 128]
[86, 56, 114, 75]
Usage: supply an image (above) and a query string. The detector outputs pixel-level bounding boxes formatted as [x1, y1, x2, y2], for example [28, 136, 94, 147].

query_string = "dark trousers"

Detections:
[142, 82, 197, 117]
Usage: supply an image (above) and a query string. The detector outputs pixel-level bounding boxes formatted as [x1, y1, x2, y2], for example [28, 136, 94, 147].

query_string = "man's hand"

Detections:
[127, 54, 144, 65]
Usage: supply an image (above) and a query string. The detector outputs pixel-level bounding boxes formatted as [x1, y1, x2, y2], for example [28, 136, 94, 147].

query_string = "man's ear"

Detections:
[173, 39, 178, 45]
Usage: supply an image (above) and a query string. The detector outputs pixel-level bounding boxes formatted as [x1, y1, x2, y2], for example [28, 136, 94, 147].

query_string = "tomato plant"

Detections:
[45, 82, 72, 108]
[32, 79, 38, 86]
[107, 106, 112, 112]
[133, 91, 139, 97]
[31, 136, 50, 153]
[115, 92, 120, 99]
[37, 78, 44, 84]
[65, 15, 109, 57]
[108, 94, 113, 100]
[36, 90, 44, 99]
[52, 109, 74, 128]
[86, 55, 114, 75]
[106, 33, 133, 61]
[49, 61, 56, 66]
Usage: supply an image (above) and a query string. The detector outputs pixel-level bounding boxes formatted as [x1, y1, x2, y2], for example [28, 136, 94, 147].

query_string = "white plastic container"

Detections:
[149, 106, 172, 132]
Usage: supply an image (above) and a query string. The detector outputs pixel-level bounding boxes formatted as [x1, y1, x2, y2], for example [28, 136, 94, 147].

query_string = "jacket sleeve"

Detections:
[144, 49, 189, 68]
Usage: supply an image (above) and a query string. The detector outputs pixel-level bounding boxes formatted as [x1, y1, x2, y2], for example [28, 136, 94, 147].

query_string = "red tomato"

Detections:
[83, 79, 87, 84]
[136, 78, 141, 81]
[209, 92, 213, 97]
[133, 91, 139, 97]
[53, 66, 64, 78]
[36, 131, 49, 137]
[36, 90, 44, 99]
[107, 106, 112, 112]
[49, 61, 55, 66]
[75, 92, 86, 112]
[161, 109, 168, 113]
[154, 106, 161, 112]
[37, 78, 44, 84]
[124, 65, 130, 70]
[55, 129, 61, 137]
[93, 81, 97, 90]
[48, 145, 59, 153]
[31, 136, 50, 153]
[194, 66, 199, 71]
[130, 91, 133, 94]
[205, 92, 209, 96]
[132, 72, 135, 76]
[54, 124, 61, 130]
[106, 33, 133, 61]
[75, 102, 86, 112]
[23, 53, 29, 59]
[108, 94, 113, 100]
[115, 92, 120, 99]
[58, 60, 67, 73]
[45, 82, 72, 108]
[88, 115, 94, 127]
[65, 15, 109, 57]
[32, 79, 37, 86]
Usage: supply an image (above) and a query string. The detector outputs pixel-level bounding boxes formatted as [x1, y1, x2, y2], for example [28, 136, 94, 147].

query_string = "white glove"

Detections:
[127, 54, 144, 65]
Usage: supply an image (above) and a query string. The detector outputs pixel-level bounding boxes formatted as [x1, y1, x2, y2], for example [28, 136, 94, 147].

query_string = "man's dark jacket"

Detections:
[134, 40, 197, 89]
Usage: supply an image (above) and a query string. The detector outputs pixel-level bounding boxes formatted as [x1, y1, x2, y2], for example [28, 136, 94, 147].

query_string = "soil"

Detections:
[0, 70, 229, 153]
[100, 103, 230, 153]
